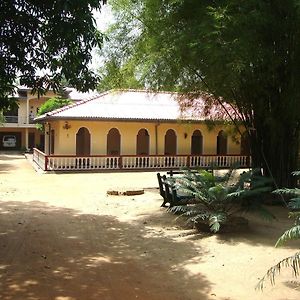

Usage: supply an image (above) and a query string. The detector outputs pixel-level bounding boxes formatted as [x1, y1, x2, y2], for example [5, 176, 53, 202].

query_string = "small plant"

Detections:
[257, 171, 300, 290]
[168, 168, 275, 233]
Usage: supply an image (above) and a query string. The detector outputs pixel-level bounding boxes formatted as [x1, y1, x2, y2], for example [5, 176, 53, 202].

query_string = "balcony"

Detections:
[4, 115, 18, 123]
[2, 115, 37, 127]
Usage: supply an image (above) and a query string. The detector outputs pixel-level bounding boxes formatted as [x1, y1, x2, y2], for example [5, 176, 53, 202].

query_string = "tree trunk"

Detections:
[250, 122, 299, 187]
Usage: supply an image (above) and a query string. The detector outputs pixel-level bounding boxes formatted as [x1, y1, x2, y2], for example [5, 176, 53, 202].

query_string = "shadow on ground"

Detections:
[0, 163, 18, 173]
[0, 200, 212, 300]
[154, 205, 298, 249]
[0, 155, 25, 173]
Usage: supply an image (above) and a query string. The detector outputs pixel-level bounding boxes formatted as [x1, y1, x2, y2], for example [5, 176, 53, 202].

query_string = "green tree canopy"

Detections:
[36, 96, 72, 131]
[37, 97, 72, 117]
[101, 0, 300, 186]
[0, 0, 106, 110]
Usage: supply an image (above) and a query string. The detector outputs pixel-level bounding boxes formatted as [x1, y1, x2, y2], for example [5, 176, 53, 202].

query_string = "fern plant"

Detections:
[257, 171, 300, 289]
[168, 168, 274, 233]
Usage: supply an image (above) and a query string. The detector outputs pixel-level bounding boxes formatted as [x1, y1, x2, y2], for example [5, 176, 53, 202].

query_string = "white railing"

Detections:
[190, 155, 251, 168]
[121, 155, 188, 169]
[46, 156, 120, 171]
[4, 115, 18, 123]
[32, 149, 251, 172]
[33, 148, 47, 170]
[3, 115, 35, 125]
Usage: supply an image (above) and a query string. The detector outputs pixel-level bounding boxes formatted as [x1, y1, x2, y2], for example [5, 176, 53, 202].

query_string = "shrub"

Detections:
[168, 168, 275, 233]
[36, 97, 72, 131]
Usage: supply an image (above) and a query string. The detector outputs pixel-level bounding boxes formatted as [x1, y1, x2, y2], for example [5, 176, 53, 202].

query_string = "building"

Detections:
[0, 86, 97, 151]
[33, 90, 250, 171]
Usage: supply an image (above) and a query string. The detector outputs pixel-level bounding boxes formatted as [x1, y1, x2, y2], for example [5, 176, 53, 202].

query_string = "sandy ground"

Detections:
[0, 154, 299, 300]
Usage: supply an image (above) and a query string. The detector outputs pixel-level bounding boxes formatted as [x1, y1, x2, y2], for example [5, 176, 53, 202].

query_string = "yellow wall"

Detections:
[48, 119, 243, 156]
[18, 97, 49, 120]
[18, 101, 27, 124]
[28, 97, 49, 118]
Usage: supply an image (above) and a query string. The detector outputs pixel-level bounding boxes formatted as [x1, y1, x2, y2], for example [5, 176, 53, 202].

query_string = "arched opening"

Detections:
[107, 128, 121, 155]
[136, 129, 150, 155]
[164, 129, 177, 155]
[241, 132, 251, 155]
[76, 127, 90, 156]
[217, 130, 227, 155]
[191, 130, 203, 155]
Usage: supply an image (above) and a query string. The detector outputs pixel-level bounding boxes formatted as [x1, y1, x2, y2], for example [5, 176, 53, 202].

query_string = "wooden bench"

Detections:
[157, 172, 168, 207]
[157, 172, 196, 207]
[167, 169, 213, 177]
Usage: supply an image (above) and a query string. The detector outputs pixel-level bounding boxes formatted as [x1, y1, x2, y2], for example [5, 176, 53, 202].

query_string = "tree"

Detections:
[97, 59, 143, 92]
[101, 0, 300, 187]
[37, 97, 72, 116]
[0, 0, 106, 110]
[36, 97, 72, 130]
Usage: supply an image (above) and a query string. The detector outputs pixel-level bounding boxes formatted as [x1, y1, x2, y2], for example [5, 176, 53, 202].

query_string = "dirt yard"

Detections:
[0, 154, 299, 300]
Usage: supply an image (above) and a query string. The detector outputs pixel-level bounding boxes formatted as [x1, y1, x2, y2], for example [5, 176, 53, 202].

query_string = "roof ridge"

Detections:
[110, 88, 180, 95]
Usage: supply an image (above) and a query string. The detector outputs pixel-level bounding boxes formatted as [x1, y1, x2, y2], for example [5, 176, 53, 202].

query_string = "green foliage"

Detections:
[0, 112, 5, 125]
[36, 97, 72, 131]
[0, 0, 106, 110]
[97, 59, 143, 92]
[102, 0, 300, 187]
[257, 251, 300, 290]
[168, 168, 274, 233]
[275, 223, 300, 248]
[37, 97, 72, 117]
[257, 171, 300, 289]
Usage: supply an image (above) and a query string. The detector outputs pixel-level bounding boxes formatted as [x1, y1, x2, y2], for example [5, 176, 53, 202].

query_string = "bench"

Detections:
[167, 169, 213, 177]
[157, 172, 196, 207]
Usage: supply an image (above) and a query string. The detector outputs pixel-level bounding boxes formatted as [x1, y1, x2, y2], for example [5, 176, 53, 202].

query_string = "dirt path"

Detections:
[0, 154, 299, 300]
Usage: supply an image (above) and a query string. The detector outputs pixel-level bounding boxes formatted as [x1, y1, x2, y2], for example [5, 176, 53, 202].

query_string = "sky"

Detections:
[94, 4, 113, 32]
[90, 5, 114, 72]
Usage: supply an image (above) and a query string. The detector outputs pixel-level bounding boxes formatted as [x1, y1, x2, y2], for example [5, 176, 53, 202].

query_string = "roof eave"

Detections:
[34, 116, 225, 124]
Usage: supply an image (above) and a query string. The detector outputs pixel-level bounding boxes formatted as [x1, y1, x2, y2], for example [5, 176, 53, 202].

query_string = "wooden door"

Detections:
[76, 127, 91, 156]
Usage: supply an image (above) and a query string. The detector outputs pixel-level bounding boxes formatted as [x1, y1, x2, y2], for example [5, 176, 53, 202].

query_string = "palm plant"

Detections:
[168, 168, 275, 233]
[257, 171, 300, 289]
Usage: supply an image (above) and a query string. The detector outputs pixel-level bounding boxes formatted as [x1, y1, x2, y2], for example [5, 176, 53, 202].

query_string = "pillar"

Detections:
[25, 128, 29, 150]
[44, 123, 50, 155]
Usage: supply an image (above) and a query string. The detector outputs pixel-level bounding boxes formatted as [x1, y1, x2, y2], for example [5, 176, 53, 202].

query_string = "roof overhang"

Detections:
[34, 116, 228, 125]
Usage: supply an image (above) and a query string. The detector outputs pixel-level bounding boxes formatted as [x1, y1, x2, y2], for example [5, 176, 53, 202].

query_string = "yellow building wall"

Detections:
[18, 101, 28, 124]
[49, 119, 242, 156]
[18, 92, 55, 122]
[28, 97, 49, 118]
